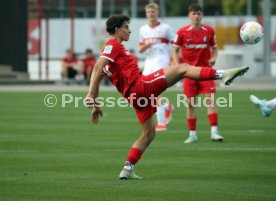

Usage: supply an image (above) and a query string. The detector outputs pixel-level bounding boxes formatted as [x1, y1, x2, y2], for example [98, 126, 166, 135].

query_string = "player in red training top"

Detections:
[61, 48, 79, 81]
[79, 49, 97, 82]
[85, 15, 249, 179]
[173, 3, 223, 144]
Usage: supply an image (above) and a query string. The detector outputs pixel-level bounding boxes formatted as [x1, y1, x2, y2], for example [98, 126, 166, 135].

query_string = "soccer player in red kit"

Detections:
[86, 15, 249, 179]
[79, 49, 96, 81]
[61, 48, 79, 80]
[172, 4, 223, 143]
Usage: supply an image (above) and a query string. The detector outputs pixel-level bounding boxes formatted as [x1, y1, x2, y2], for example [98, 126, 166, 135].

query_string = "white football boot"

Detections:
[211, 131, 224, 142]
[250, 95, 273, 117]
[119, 163, 142, 180]
[221, 66, 249, 85]
[184, 135, 198, 144]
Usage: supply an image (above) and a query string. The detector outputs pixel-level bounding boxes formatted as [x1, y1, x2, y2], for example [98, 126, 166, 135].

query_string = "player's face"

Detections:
[189, 11, 203, 25]
[117, 22, 131, 41]
[86, 52, 92, 58]
[66, 51, 73, 58]
[146, 8, 159, 21]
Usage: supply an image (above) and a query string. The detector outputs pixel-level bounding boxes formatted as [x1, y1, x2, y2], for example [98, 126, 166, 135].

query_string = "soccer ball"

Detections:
[240, 21, 264, 45]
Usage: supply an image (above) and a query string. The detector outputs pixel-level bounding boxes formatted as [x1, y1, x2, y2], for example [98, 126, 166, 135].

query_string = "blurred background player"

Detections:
[139, 3, 174, 131]
[79, 48, 97, 84]
[172, 3, 223, 143]
[61, 48, 82, 84]
[250, 95, 275, 117]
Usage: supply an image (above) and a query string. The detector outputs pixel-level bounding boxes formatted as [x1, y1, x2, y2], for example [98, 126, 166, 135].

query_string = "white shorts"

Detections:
[142, 58, 169, 75]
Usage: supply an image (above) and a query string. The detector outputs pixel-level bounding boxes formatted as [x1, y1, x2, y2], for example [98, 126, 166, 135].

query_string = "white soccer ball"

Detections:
[240, 21, 264, 45]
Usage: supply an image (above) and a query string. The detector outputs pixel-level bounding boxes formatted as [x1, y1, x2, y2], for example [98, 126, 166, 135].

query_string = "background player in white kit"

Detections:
[139, 3, 174, 131]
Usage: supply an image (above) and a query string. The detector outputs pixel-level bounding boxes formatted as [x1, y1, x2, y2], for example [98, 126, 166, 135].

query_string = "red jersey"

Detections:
[81, 57, 96, 70]
[100, 39, 141, 96]
[62, 57, 78, 68]
[173, 24, 217, 66]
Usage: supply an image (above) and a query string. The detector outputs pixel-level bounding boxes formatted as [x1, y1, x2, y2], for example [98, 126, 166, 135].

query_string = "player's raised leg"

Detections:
[119, 116, 156, 179]
[163, 63, 249, 87]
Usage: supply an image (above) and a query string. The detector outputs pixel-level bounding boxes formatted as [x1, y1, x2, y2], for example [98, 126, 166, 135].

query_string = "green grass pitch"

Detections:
[0, 89, 276, 201]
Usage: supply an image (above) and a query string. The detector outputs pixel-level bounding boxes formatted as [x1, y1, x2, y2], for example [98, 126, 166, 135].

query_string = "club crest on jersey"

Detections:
[203, 36, 208, 42]
[103, 45, 112, 54]
[154, 72, 160, 77]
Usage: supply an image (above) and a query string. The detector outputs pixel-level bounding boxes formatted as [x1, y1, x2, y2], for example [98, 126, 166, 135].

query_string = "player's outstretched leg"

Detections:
[250, 95, 273, 117]
[164, 64, 249, 88]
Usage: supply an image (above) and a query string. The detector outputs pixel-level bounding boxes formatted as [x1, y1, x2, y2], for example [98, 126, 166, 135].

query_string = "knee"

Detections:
[178, 63, 190, 75]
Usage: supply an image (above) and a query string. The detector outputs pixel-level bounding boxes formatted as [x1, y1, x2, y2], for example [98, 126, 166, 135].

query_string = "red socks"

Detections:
[187, 118, 197, 131]
[208, 113, 218, 126]
[127, 147, 143, 164]
[199, 68, 216, 80]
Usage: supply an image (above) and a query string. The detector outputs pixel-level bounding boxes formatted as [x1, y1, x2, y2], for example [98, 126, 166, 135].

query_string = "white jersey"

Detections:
[139, 22, 174, 75]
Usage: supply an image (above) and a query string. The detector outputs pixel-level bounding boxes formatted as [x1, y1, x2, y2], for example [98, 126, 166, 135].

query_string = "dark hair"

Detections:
[106, 15, 130, 35]
[188, 3, 203, 13]
[85, 48, 92, 54]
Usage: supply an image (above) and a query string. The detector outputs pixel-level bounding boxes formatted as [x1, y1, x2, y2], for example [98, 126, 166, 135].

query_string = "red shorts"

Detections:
[183, 78, 216, 97]
[125, 69, 168, 124]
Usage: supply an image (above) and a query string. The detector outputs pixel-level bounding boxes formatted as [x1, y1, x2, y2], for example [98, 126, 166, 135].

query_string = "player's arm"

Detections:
[138, 28, 151, 53]
[172, 46, 180, 65]
[208, 46, 218, 66]
[138, 43, 151, 53]
[86, 57, 109, 124]
[208, 28, 218, 66]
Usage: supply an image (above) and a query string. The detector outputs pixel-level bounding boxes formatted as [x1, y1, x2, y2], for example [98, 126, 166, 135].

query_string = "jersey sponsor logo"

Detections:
[103, 45, 113, 54]
[145, 38, 168, 45]
[185, 44, 208, 49]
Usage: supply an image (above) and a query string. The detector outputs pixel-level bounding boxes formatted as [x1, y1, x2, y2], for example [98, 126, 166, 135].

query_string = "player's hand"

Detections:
[84, 96, 94, 108]
[91, 107, 102, 124]
[144, 43, 152, 49]
[208, 57, 216, 66]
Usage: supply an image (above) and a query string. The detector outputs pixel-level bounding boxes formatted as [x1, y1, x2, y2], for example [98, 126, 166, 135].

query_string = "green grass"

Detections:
[0, 89, 276, 201]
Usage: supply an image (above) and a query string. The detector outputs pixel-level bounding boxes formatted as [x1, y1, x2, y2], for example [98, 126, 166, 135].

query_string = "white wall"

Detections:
[28, 16, 276, 80]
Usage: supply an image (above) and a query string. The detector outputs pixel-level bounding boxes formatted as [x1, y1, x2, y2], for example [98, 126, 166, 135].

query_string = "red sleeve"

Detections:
[209, 27, 217, 47]
[100, 41, 121, 62]
[173, 29, 183, 47]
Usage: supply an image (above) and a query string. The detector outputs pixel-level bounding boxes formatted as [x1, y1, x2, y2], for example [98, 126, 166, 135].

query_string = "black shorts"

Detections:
[68, 68, 77, 78]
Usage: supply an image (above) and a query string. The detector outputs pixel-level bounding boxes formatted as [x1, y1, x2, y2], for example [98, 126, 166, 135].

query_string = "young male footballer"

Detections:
[85, 15, 249, 179]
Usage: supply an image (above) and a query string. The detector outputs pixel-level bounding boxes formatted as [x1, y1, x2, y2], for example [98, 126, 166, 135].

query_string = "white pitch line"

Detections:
[1, 147, 276, 153]
[165, 129, 265, 133]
